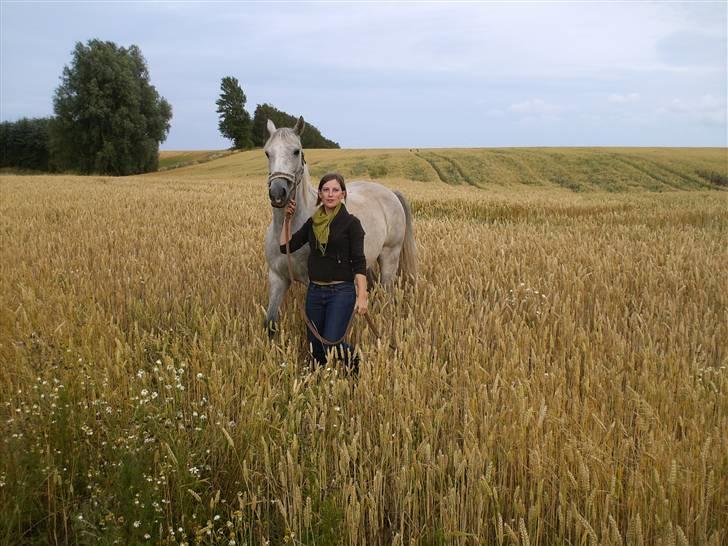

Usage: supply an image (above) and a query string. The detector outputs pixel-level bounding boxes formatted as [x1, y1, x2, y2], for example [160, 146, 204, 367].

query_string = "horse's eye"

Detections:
[293, 149, 300, 156]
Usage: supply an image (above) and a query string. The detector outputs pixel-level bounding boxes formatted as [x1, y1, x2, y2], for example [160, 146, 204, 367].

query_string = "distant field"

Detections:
[154, 147, 727, 193]
[1, 149, 727, 544]
[158, 149, 235, 171]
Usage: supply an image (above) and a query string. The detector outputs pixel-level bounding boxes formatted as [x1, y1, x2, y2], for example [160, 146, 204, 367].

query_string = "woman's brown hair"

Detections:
[316, 172, 346, 205]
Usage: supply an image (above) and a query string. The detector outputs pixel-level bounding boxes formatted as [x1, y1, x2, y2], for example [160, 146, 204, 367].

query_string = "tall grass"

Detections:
[1, 169, 726, 545]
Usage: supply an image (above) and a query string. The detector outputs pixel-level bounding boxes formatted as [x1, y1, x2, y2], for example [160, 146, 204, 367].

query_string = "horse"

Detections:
[263, 116, 417, 335]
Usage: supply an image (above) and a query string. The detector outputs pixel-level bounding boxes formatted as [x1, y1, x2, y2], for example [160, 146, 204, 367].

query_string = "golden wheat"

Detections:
[1, 161, 726, 544]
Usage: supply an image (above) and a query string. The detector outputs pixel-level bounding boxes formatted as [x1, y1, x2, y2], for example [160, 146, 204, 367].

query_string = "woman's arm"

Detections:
[280, 200, 295, 247]
[350, 217, 368, 314]
[355, 273, 368, 315]
[279, 200, 311, 254]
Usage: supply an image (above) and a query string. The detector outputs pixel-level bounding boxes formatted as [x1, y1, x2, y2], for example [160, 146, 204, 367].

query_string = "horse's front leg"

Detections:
[265, 269, 290, 338]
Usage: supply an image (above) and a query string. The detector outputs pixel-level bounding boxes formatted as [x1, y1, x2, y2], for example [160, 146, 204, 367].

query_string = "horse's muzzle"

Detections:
[269, 178, 289, 208]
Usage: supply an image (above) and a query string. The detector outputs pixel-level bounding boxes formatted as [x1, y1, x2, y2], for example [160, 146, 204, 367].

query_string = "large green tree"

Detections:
[50, 39, 172, 175]
[251, 103, 339, 148]
[216, 76, 253, 149]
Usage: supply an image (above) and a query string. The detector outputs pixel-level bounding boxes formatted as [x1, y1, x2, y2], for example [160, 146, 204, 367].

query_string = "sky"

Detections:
[1, 1, 726, 149]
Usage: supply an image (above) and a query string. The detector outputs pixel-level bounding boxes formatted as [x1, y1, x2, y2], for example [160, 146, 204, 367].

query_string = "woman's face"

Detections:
[319, 180, 345, 210]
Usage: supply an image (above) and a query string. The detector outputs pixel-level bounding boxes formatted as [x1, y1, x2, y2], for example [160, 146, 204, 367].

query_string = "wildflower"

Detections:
[133, 520, 141, 528]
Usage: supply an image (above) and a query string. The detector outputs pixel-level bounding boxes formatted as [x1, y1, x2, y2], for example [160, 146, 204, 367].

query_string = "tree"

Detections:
[216, 76, 253, 149]
[251, 103, 339, 149]
[50, 39, 172, 175]
[0, 117, 52, 171]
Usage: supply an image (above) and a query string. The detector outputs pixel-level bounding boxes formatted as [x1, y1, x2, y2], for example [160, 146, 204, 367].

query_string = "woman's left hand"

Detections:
[355, 296, 368, 315]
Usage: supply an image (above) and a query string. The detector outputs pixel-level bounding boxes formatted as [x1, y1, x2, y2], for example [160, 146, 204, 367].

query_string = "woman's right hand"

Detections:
[285, 199, 296, 217]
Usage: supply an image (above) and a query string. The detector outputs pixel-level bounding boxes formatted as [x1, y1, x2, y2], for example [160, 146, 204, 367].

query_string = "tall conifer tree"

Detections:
[216, 77, 253, 149]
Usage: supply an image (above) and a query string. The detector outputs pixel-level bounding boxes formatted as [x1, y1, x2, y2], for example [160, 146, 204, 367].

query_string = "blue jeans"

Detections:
[305, 281, 358, 370]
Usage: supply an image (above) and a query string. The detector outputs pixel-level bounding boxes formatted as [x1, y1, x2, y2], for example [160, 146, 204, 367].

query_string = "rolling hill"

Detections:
[154, 147, 727, 192]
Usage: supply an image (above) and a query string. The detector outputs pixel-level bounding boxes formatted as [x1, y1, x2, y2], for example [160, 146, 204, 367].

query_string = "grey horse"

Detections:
[263, 117, 416, 335]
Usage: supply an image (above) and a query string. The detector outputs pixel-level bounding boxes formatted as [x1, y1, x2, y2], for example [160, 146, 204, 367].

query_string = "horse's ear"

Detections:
[267, 119, 277, 136]
[293, 116, 305, 136]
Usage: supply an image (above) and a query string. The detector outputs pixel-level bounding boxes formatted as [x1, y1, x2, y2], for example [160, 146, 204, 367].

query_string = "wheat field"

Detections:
[1, 148, 727, 545]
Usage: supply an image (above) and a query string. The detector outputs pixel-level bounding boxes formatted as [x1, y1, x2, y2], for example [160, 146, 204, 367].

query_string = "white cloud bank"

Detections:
[608, 93, 641, 104]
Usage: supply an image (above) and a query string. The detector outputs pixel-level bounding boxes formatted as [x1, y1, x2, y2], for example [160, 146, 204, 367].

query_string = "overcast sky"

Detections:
[1, 1, 726, 149]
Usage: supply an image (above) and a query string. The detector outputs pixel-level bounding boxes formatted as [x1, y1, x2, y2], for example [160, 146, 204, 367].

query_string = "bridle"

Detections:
[268, 151, 306, 208]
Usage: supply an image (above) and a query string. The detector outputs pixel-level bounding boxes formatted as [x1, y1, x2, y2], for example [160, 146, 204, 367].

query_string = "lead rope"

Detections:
[284, 215, 392, 348]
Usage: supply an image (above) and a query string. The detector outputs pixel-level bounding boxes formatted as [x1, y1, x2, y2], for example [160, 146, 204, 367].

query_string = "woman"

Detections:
[280, 172, 367, 372]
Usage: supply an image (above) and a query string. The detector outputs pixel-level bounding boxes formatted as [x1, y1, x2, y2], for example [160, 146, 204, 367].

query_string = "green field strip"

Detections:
[429, 153, 479, 187]
[151, 147, 727, 193]
[630, 156, 716, 190]
[482, 150, 546, 186]
[612, 156, 695, 191]
[443, 152, 507, 188]
[413, 152, 451, 184]
[501, 149, 606, 191]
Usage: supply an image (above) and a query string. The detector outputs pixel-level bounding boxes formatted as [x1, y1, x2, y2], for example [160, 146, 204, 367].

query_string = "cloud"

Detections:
[485, 109, 506, 118]
[659, 94, 727, 127]
[1, 1, 725, 147]
[509, 99, 561, 115]
[508, 99, 563, 124]
[665, 94, 722, 113]
[608, 93, 641, 104]
[657, 31, 727, 68]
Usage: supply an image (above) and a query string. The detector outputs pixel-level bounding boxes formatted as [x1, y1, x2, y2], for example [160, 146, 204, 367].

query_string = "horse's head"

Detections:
[264, 116, 306, 208]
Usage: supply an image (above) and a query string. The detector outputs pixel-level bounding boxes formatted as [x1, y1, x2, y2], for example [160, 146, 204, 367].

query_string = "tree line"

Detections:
[216, 76, 339, 150]
[1, 39, 338, 175]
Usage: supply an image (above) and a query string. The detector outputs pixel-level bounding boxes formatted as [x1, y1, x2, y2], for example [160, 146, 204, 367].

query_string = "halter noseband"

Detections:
[268, 151, 306, 208]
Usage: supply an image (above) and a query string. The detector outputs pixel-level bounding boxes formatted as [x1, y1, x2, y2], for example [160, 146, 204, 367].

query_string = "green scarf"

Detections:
[312, 203, 341, 255]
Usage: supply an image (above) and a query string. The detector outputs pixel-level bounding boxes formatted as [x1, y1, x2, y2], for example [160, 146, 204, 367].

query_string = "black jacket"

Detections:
[280, 205, 366, 282]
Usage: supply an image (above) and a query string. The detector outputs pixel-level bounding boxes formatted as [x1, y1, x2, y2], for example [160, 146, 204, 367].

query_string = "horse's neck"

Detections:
[296, 168, 318, 217]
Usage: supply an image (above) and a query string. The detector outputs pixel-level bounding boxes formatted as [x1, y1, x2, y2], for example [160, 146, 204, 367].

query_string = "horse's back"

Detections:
[344, 180, 406, 255]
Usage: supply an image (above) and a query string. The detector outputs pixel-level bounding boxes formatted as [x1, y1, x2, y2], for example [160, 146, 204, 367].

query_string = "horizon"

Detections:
[161, 144, 728, 152]
[2, 2, 726, 149]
